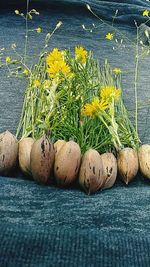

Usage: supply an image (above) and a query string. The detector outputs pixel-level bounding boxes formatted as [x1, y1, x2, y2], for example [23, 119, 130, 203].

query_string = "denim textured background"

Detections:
[0, 1, 150, 266]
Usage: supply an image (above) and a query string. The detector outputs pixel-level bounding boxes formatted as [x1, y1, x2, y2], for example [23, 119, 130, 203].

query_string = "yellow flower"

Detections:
[46, 48, 63, 66]
[98, 99, 109, 111]
[82, 97, 108, 117]
[82, 97, 100, 117]
[43, 79, 51, 89]
[82, 102, 96, 117]
[32, 79, 41, 88]
[75, 46, 88, 64]
[15, 10, 20, 15]
[143, 10, 149, 17]
[91, 97, 101, 110]
[100, 86, 121, 102]
[47, 61, 71, 79]
[113, 68, 121, 74]
[36, 27, 42, 33]
[105, 32, 114, 40]
[6, 56, 12, 63]
[23, 69, 29, 76]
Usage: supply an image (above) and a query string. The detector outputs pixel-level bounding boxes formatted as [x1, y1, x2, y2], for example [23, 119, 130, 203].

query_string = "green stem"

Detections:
[111, 99, 122, 149]
[111, 117, 122, 150]
[16, 92, 27, 138]
[98, 105, 122, 151]
[31, 91, 35, 138]
[24, 0, 29, 64]
[87, 5, 136, 47]
[134, 21, 139, 138]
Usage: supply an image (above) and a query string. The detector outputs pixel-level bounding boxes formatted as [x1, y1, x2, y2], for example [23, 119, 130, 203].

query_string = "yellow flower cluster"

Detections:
[75, 46, 88, 64]
[100, 86, 121, 102]
[36, 27, 42, 33]
[32, 79, 41, 88]
[23, 69, 29, 76]
[5, 56, 17, 64]
[82, 98, 108, 117]
[47, 61, 71, 79]
[46, 48, 63, 64]
[5, 56, 12, 63]
[46, 48, 71, 81]
[105, 32, 113, 40]
[143, 10, 149, 17]
[113, 68, 121, 74]
[82, 85, 121, 117]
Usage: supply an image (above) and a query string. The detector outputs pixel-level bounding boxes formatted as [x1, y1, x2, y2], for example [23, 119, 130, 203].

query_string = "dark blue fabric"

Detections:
[0, 175, 150, 266]
[0, 1, 150, 266]
[1, 174, 150, 233]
